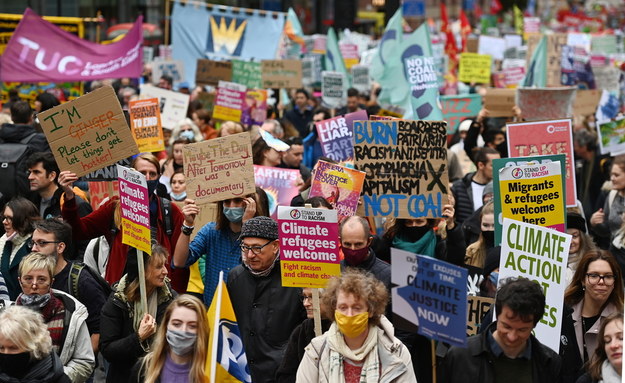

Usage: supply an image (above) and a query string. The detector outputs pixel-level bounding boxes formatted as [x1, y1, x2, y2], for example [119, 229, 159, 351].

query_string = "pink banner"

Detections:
[0, 8, 143, 82]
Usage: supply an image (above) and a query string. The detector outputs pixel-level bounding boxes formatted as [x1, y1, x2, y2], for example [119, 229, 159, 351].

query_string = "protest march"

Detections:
[1, 1, 625, 382]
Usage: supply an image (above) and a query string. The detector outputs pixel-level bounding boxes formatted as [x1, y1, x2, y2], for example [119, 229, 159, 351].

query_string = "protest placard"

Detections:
[339, 43, 359, 69]
[404, 54, 440, 120]
[212, 81, 247, 122]
[507, 119, 576, 207]
[232, 60, 262, 89]
[261, 60, 302, 88]
[182, 132, 255, 205]
[440, 94, 482, 134]
[526, 33, 567, 87]
[312, 34, 326, 54]
[38, 86, 139, 178]
[277, 206, 340, 288]
[478, 35, 506, 60]
[498, 217, 571, 352]
[598, 118, 625, 155]
[516, 87, 576, 121]
[502, 58, 526, 88]
[321, 71, 346, 109]
[315, 110, 367, 163]
[458, 53, 492, 84]
[467, 296, 493, 336]
[83, 157, 133, 181]
[302, 57, 315, 87]
[117, 165, 151, 255]
[151, 59, 185, 88]
[593, 66, 621, 95]
[128, 98, 165, 153]
[241, 89, 267, 127]
[573, 89, 602, 116]
[139, 84, 190, 129]
[483, 88, 516, 117]
[351, 65, 371, 93]
[254, 165, 301, 218]
[308, 160, 365, 219]
[195, 59, 232, 86]
[88, 181, 119, 210]
[391, 248, 468, 347]
[354, 119, 448, 219]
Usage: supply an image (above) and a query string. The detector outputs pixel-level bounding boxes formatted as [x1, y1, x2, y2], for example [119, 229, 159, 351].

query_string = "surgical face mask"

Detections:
[179, 130, 195, 141]
[19, 292, 51, 310]
[146, 180, 159, 195]
[489, 271, 499, 286]
[334, 311, 369, 338]
[166, 329, 197, 356]
[341, 246, 369, 266]
[171, 192, 187, 201]
[223, 207, 244, 223]
[482, 230, 495, 248]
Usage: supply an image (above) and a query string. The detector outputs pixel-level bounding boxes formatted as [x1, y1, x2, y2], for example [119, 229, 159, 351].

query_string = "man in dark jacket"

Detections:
[441, 277, 561, 383]
[284, 89, 314, 138]
[227, 216, 306, 383]
[0, 100, 50, 153]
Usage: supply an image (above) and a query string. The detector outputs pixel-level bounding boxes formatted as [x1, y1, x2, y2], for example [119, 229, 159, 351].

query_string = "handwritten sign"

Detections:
[83, 157, 133, 181]
[38, 86, 139, 178]
[213, 81, 247, 122]
[182, 132, 255, 205]
[499, 218, 571, 353]
[278, 206, 340, 288]
[467, 296, 493, 336]
[440, 94, 482, 134]
[354, 119, 448, 219]
[139, 84, 190, 129]
[129, 98, 165, 152]
[315, 110, 367, 163]
[261, 60, 302, 89]
[232, 60, 262, 89]
[254, 166, 300, 218]
[507, 119, 576, 206]
[308, 160, 366, 220]
[321, 71, 346, 109]
[391, 248, 468, 347]
[117, 165, 151, 254]
[459, 53, 492, 84]
[195, 59, 232, 86]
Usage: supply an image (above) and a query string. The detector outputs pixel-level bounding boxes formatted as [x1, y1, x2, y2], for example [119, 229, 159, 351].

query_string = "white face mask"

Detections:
[166, 329, 196, 356]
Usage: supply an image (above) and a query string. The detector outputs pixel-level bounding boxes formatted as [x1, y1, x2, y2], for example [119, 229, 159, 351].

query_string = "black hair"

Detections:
[5, 197, 40, 236]
[26, 152, 60, 182]
[284, 136, 304, 146]
[295, 88, 310, 99]
[304, 196, 333, 209]
[10, 101, 33, 124]
[35, 92, 60, 113]
[474, 146, 500, 165]
[160, 75, 173, 87]
[347, 88, 359, 98]
[495, 277, 545, 326]
[482, 129, 505, 145]
[313, 107, 331, 121]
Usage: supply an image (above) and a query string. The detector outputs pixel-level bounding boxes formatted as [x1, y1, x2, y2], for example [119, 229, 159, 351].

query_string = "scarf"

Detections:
[0, 352, 61, 383]
[243, 253, 279, 278]
[327, 322, 380, 383]
[599, 359, 621, 383]
[114, 275, 167, 332]
[16, 293, 65, 351]
[392, 229, 437, 258]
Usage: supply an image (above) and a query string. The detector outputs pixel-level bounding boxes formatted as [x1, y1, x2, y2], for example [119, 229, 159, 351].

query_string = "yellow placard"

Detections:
[459, 53, 492, 84]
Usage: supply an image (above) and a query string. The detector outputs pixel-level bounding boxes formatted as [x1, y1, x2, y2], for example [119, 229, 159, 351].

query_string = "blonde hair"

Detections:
[140, 295, 209, 383]
[18, 252, 56, 279]
[125, 245, 168, 303]
[0, 305, 52, 359]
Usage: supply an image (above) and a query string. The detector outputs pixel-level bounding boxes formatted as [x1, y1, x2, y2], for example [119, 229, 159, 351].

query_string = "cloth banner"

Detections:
[0, 8, 142, 82]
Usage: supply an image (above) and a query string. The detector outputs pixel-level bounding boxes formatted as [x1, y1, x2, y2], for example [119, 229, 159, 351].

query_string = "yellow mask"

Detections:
[334, 311, 369, 338]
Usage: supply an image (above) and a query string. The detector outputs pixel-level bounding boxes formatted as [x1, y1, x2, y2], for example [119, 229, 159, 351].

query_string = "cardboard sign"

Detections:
[195, 59, 232, 86]
[261, 60, 303, 89]
[277, 206, 340, 288]
[391, 248, 468, 347]
[321, 71, 346, 109]
[232, 60, 262, 89]
[139, 84, 190, 129]
[254, 166, 301, 218]
[351, 64, 371, 93]
[182, 132, 255, 205]
[315, 110, 368, 163]
[88, 181, 119, 210]
[213, 81, 247, 122]
[507, 119, 576, 207]
[308, 160, 366, 219]
[354, 119, 449, 219]
[117, 165, 151, 255]
[516, 87, 576, 121]
[573, 89, 602, 116]
[151, 59, 185, 88]
[440, 94, 482, 134]
[527, 34, 567, 87]
[483, 88, 516, 117]
[459, 53, 492, 84]
[128, 98, 165, 152]
[499, 217, 571, 353]
[467, 296, 493, 336]
[598, 118, 625, 155]
[38, 86, 139, 178]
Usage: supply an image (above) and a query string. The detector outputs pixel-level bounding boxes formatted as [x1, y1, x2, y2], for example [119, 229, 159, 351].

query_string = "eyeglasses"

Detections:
[19, 276, 50, 288]
[586, 273, 616, 286]
[28, 239, 61, 249]
[301, 295, 313, 303]
[0, 215, 12, 222]
[240, 239, 274, 255]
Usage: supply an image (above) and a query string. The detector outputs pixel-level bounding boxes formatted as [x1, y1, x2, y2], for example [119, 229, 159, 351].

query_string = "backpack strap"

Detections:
[19, 132, 38, 145]
[68, 262, 84, 300]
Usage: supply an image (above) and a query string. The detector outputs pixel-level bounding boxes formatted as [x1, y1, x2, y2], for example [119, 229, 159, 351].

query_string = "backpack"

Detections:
[0, 133, 37, 200]
[68, 262, 113, 300]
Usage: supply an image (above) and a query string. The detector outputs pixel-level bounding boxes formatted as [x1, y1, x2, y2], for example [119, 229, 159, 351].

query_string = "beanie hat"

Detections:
[483, 246, 501, 278]
[567, 212, 587, 233]
[459, 119, 472, 132]
[483, 181, 494, 198]
[239, 216, 278, 241]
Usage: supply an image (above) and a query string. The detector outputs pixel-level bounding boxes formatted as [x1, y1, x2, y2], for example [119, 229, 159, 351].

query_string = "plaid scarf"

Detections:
[38, 293, 65, 351]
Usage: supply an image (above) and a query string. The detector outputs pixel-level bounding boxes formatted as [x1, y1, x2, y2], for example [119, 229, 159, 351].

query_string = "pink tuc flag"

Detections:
[0, 8, 143, 82]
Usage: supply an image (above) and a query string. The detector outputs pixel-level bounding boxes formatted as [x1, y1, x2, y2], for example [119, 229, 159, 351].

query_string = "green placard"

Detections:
[232, 60, 262, 89]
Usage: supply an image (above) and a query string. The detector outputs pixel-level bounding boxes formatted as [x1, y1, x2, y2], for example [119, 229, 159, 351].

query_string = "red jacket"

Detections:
[62, 196, 189, 293]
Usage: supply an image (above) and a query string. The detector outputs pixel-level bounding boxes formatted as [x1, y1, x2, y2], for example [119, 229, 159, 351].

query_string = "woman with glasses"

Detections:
[0, 197, 40, 300]
[15, 252, 95, 382]
[560, 250, 625, 383]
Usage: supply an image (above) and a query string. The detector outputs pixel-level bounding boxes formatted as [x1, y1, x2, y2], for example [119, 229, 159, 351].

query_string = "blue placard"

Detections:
[402, 0, 426, 17]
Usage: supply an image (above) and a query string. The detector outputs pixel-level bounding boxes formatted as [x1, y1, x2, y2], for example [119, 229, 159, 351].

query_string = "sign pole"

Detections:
[137, 250, 148, 314]
[431, 340, 437, 383]
[312, 289, 322, 337]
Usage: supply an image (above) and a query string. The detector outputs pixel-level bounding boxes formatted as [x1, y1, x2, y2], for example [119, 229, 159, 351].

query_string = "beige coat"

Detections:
[295, 316, 417, 383]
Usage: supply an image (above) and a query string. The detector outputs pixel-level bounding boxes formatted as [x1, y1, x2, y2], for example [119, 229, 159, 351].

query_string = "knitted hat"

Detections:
[459, 119, 472, 132]
[239, 216, 278, 241]
[483, 246, 501, 278]
[483, 181, 494, 198]
[567, 212, 587, 233]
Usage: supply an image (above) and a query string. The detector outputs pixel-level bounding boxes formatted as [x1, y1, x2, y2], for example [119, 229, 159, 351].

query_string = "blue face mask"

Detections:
[223, 207, 245, 223]
[171, 191, 187, 201]
[146, 180, 159, 196]
[180, 130, 195, 141]
[489, 271, 499, 286]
